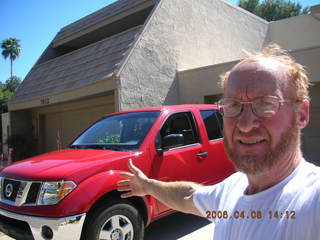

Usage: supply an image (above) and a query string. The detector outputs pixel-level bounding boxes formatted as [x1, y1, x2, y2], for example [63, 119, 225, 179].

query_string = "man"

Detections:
[117, 44, 320, 239]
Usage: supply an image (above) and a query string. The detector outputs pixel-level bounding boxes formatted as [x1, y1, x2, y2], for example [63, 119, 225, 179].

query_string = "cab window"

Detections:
[200, 110, 223, 140]
[160, 112, 199, 147]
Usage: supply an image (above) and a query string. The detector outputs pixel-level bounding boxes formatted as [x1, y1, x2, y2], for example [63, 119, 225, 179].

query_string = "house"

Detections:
[3, 0, 320, 163]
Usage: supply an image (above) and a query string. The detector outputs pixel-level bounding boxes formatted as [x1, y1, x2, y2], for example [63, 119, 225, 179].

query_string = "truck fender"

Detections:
[57, 170, 153, 224]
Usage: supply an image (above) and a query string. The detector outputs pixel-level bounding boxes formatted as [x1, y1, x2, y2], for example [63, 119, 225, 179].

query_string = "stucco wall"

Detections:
[175, 0, 268, 70]
[291, 47, 320, 83]
[266, 14, 320, 50]
[303, 82, 320, 165]
[292, 47, 320, 164]
[179, 61, 237, 104]
[1, 113, 10, 157]
[118, 0, 268, 110]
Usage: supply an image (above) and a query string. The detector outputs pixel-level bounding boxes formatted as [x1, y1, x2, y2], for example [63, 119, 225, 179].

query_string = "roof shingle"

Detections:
[54, 0, 151, 44]
[12, 26, 142, 103]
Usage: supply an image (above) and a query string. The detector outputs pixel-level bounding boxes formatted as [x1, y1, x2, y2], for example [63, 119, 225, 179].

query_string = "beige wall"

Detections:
[119, 0, 268, 110]
[291, 47, 320, 163]
[173, 0, 268, 70]
[266, 14, 320, 50]
[32, 94, 115, 153]
[1, 112, 10, 157]
[303, 82, 320, 164]
[291, 47, 320, 83]
[178, 61, 237, 104]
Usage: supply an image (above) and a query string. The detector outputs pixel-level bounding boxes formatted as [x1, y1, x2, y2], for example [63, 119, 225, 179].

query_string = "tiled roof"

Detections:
[11, 26, 142, 103]
[53, 0, 150, 44]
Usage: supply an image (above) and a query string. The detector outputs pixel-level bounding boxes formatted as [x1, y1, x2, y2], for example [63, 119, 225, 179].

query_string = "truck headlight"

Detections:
[38, 181, 77, 205]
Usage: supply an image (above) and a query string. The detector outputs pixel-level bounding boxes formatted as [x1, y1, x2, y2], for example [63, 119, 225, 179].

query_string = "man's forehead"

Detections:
[232, 57, 286, 73]
[225, 58, 289, 97]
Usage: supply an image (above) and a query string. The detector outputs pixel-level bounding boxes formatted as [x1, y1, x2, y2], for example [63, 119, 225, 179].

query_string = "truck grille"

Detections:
[0, 178, 41, 206]
[25, 183, 41, 204]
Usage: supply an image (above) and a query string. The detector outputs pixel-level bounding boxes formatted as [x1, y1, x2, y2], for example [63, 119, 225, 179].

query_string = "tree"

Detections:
[239, 0, 310, 21]
[0, 76, 21, 114]
[1, 38, 21, 78]
[4, 76, 21, 92]
[239, 0, 259, 13]
[0, 85, 13, 114]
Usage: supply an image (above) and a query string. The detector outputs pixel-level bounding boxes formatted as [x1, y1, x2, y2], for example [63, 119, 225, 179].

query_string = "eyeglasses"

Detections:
[216, 96, 299, 118]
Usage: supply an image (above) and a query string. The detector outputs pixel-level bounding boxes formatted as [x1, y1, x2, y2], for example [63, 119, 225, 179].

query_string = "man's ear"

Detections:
[296, 100, 310, 129]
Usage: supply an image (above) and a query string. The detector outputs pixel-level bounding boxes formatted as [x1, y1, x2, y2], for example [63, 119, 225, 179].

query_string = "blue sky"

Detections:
[0, 0, 318, 83]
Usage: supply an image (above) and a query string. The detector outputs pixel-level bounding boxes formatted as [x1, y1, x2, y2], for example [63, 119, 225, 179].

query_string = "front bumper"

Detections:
[0, 208, 86, 240]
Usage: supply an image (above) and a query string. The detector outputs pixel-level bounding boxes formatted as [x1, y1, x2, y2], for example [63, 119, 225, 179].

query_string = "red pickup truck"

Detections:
[0, 104, 234, 240]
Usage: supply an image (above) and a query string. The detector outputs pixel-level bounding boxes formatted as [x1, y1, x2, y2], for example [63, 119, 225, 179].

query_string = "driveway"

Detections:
[145, 212, 214, 239]
[0, 212, 214, 239]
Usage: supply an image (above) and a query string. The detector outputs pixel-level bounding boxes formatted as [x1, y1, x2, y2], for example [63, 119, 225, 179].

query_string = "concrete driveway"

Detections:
[145, 212, 214, 239]
[0, 212, 214, 240]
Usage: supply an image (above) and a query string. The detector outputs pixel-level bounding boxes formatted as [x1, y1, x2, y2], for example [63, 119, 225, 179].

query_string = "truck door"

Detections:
[151, 111, 209, 214]
[199, 109, 235, 184]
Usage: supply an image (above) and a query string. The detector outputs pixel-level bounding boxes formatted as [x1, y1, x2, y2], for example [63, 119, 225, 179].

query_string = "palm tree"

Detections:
[1, 38, 21, 78]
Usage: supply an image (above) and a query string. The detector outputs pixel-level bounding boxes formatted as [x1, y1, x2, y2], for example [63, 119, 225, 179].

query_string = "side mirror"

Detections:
[155, 134, 184, 154]
[162, 134, 184, 150]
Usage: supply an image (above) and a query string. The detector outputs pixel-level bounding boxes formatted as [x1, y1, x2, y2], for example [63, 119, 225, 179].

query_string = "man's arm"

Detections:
[117, 159, 203, 216]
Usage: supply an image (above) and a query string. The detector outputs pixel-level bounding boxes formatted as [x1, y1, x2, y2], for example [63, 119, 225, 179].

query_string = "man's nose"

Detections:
[236, 104, 261, 133]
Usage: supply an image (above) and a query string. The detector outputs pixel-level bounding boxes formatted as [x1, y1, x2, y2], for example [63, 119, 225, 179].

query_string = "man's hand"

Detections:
[117, 159, 202, 216]
[117, 159, 150, 198]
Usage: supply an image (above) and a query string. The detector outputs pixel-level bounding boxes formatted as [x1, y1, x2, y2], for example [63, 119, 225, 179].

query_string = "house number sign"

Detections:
[40, 98, 50, 105]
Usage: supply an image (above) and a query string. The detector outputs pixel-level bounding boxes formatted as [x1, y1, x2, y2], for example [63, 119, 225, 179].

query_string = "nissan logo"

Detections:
[5, 184, 13, 198]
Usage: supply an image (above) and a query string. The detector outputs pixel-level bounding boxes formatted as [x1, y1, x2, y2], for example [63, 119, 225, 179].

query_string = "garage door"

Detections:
[302, 82, 320, 165]
[36, 95, 114, 153]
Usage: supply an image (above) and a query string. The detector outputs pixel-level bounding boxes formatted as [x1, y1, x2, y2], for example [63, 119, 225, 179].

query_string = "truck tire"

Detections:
[82, 200, 144, 240]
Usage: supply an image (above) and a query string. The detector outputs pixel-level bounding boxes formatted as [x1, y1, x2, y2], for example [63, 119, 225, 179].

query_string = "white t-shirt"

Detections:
[193, 160, 320, 240]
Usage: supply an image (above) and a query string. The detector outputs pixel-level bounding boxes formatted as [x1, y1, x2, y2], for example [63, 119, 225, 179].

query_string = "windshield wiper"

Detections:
[69, 144, 122, 151]
[69, 145, 79, 149]
[99, 145, 122, 151]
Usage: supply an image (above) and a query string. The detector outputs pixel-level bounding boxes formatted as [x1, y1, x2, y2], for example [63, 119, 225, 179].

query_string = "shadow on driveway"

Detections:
[145, 212, 211, 240]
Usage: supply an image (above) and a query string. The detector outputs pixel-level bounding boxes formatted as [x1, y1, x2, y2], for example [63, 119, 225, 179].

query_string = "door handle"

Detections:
[197, 152, 208, 157]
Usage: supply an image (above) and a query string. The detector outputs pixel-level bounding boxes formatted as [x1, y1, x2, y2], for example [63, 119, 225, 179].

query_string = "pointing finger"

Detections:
[128, 158, 140, 173]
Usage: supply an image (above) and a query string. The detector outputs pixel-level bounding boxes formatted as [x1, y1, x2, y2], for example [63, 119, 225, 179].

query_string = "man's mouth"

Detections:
[238, 139, 266, 145]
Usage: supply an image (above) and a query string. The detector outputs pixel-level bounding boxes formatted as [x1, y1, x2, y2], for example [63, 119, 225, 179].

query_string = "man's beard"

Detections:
[223, 118, 300, 175]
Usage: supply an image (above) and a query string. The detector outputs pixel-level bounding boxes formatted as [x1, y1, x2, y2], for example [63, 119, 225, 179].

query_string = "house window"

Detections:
[204, 94, 223, 104]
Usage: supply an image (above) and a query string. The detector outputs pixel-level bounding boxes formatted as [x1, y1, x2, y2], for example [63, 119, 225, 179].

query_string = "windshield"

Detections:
[71, 111, 160, 151]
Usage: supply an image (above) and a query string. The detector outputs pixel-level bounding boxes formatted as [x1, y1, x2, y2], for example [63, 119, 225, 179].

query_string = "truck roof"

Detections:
[105, 104, 219, 117]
